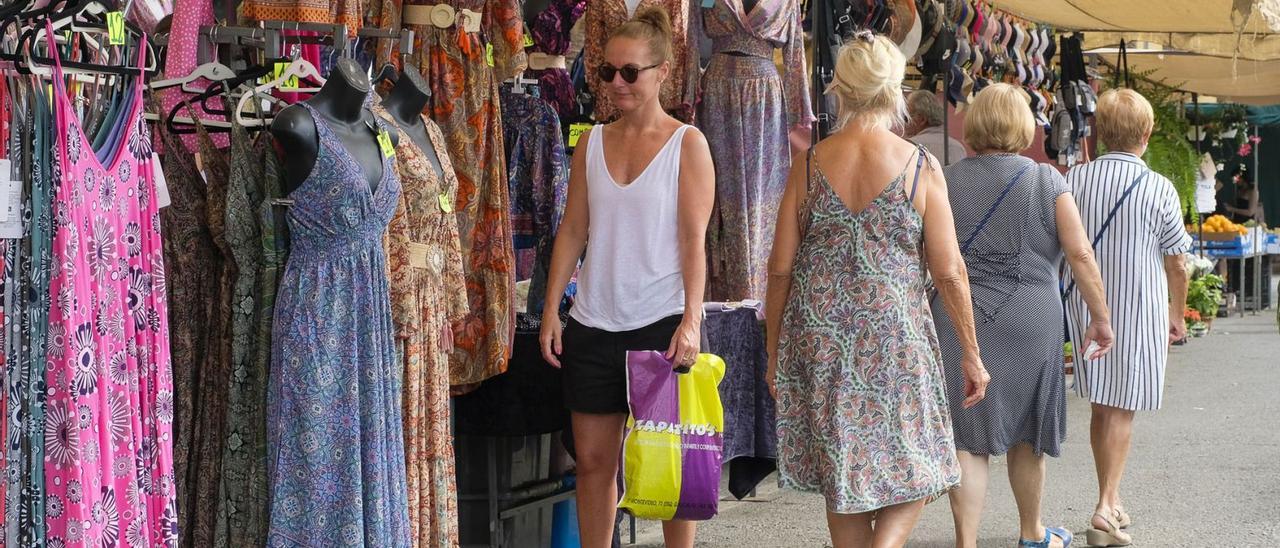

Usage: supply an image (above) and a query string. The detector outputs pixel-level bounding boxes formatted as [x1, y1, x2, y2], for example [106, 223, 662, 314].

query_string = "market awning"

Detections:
[990, 1, 1280, 101]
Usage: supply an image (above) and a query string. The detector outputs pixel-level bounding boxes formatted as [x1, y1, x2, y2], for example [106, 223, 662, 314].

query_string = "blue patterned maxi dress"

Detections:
[266, 103, 410, 546]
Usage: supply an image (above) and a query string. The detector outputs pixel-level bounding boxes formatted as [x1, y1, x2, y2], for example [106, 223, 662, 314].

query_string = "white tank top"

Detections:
[569, 124, 692, 332]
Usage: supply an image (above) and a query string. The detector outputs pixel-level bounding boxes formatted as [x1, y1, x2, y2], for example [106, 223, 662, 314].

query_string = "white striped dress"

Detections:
[1063, 152, 1193, 410]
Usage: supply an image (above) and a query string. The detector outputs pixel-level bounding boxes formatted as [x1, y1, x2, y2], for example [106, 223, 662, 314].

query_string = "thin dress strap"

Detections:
[908, 144, 928, 202]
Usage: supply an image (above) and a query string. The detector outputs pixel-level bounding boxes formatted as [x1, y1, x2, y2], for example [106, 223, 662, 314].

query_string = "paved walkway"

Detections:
[634, 308, 1280, 547]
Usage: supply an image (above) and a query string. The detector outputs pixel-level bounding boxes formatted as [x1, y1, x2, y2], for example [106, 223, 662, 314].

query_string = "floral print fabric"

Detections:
[501, 88, 568, 318]
[397, 0, 526, 387]
[45, 41, 179, 546]
[266, 102, 409, 546]
[378, 104, 467, 548]
[214, 122, 272, 547]
[774, 150, 960, 513]
[526, 0, 587, 117]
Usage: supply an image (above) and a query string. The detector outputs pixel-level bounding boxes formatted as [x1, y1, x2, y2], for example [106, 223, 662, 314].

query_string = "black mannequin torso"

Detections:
[271, 58, 397, 196]
[379, 67, 443, 179]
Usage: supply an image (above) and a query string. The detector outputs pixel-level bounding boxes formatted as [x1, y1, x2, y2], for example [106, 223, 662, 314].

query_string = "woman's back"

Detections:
[776, 134, 960, 513]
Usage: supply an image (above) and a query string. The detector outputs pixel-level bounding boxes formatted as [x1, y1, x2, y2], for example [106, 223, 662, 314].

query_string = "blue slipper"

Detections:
[1018, 526, 1073, 548]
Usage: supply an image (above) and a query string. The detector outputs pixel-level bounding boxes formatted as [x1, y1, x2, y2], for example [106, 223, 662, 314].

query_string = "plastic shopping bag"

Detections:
[618, 351, 726, 521]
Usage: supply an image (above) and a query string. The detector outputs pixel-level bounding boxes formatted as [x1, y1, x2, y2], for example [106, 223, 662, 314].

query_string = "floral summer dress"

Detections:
[44, 31, 179, 545]
[376, 105, 467, 548]
[266, 103, 410, 546]
[775, 146, 960, 513]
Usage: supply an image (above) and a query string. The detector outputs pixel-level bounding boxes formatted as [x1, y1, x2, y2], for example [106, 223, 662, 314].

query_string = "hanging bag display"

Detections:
[618, 351, 726, 522]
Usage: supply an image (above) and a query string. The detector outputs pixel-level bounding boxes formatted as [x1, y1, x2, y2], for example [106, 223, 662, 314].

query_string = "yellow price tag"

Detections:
[438, 193, 453, 213]
[376, 129, 396, 158]
[567, 123, 592, 148]
[523, 34, 534, 48]
[273, 62, 299, 88]
[107, 11, 125, 45]
[485, 43, 495, 67]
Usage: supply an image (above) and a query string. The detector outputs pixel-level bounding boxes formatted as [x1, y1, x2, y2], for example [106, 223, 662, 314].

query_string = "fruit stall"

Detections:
[1189, 215, 1272, 316]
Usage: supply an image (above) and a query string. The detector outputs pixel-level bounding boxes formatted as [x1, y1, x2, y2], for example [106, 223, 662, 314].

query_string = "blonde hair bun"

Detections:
[609, 5, 675, 64]
[828, 34, 908, 130]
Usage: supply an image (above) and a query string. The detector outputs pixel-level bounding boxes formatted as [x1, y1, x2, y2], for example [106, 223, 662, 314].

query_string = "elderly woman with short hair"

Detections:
[932, 83, 1114, 548]
[1063, 88, 1192, 547]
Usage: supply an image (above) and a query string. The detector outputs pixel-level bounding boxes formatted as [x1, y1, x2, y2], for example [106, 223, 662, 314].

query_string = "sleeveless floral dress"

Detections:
[44, 30, 179, 545]
[775, 147, 960, 513]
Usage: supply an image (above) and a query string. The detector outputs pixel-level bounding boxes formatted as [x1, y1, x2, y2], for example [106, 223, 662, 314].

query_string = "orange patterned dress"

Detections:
[381, 0, 526, 389]
[240, 0, 365, 34]
[583, 0, 700, 122]
[378, 105, 468, 548]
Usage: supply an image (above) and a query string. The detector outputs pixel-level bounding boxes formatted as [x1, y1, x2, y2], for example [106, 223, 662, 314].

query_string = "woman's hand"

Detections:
[1082, 318, 1115, 360]
[540, 312, 564, 368]
[961, 355, 990, 409]
[665, 317, 701, 370]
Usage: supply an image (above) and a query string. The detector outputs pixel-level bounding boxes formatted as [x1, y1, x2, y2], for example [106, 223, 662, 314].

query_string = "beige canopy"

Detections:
[990, 0, 1280, 101]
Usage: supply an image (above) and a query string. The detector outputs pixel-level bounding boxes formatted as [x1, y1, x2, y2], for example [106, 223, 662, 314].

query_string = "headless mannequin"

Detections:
[272, 57, 397, 195]
[378, 67, 444, 178]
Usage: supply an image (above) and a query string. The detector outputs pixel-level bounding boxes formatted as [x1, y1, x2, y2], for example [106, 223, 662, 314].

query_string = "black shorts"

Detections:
[561, 315, 683, 415]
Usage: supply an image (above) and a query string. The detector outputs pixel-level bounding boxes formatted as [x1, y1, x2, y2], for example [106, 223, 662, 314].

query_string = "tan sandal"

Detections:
[1113, 507, 1131, 529]
[1086, 513, 1132, 547]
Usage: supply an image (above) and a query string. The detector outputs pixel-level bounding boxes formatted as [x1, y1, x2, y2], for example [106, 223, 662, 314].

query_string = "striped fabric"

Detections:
[1063, 152, 1193, 410]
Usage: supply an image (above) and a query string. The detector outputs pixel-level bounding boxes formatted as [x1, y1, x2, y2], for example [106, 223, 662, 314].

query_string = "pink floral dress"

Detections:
[44, 27, 179, 546]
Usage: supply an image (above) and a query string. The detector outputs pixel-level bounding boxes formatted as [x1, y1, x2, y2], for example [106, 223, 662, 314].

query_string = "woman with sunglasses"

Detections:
[539, 5, 715, 548]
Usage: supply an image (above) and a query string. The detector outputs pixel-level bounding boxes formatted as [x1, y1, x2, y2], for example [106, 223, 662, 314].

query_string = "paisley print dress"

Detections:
[775, 147, 960, 513]
[377, 105, 467, 548]
[44, 34, 179, 546]
[266, 103, 410, 546]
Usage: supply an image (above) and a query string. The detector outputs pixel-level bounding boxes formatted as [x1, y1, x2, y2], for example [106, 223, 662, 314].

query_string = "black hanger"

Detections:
[166, 64, 273, 134]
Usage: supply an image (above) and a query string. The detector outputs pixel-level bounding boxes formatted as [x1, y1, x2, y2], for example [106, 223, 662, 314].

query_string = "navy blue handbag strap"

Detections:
[1062, 169, 1149, 298]
[908, 144, 927, 202]
[959, 163, 1033, 254]
[929, 162, 1032, 306]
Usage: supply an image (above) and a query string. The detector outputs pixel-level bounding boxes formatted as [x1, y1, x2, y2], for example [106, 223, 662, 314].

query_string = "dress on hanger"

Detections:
[45, 35, 179, 546]
[700, 0, 812, 301]
[266, 102, 409, 546]
[376, 104, 467, 548]
[389, 0, 526, 388]
[583, 0, 700, 122]
[214, 119, 272, 548]
[501, 87, 568, 322]
[526, 0, 587, 117]
[240, 0, 366, 34]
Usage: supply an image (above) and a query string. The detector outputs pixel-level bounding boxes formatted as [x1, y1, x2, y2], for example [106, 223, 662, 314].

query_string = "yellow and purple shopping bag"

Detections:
[618, 351, 725, 521]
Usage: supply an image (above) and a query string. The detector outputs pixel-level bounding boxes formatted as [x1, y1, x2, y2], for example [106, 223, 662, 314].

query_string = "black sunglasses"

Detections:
[597, 63, 661, 84]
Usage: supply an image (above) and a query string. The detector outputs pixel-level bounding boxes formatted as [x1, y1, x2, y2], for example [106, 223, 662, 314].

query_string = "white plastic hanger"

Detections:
[149, 61, 238, 92]
[233, 56, 326, 127]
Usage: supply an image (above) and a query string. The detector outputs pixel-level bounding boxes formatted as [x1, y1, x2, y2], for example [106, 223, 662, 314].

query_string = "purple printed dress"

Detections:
[775, 148, 960, 513]
[700, 0, 813, 302]
[265, 103, 410, 546]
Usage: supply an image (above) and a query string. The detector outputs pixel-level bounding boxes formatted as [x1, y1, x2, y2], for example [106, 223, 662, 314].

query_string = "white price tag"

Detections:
[0, 160, 23, 239]
[151, 153, 171, 209]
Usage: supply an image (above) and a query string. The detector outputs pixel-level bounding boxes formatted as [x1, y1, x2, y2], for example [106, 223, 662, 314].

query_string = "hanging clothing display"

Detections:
[700, 0, 812, 302]
[265, 103, 410, 546]
[4, 80, 50, 548]
[501, 87, 568, 319]
[213, 120, 274, 548]
[44, 36, 179, 545]
[584, 0, 700, 123]
[156, 105, 220, 548]
[525, 0, 588, 117]
[240, 0, 366, 33]
[376, 104, 467, 548]
[394, 0, 527, 388]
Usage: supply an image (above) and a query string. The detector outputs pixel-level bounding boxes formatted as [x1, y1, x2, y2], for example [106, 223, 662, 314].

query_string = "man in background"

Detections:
[905, 90, 968, 166]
